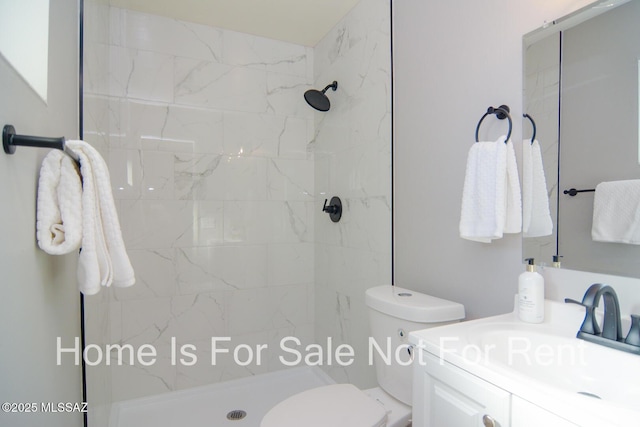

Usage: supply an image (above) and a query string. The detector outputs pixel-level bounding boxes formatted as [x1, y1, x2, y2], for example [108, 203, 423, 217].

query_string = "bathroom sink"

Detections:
[410, 299, 640, 426]
[467, 323, 640, 408]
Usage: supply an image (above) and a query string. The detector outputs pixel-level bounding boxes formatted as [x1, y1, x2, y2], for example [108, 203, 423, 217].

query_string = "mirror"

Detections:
[0, 0, 50, 102]
[523, 0, 640, 277]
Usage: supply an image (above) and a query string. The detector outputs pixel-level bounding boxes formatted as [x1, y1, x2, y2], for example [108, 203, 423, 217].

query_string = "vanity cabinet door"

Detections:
[414, 352, 511, 427]
[511, 396, 578, 427]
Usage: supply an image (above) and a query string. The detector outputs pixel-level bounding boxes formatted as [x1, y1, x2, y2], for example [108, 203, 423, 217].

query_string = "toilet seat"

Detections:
[260, 384, 388, 427]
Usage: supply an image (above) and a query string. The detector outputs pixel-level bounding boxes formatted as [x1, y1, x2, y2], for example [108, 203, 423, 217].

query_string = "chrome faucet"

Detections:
[565, 283, 640, 355]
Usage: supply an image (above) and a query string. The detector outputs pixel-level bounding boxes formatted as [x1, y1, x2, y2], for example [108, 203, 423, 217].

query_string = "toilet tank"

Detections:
[365, 285, 465, 406]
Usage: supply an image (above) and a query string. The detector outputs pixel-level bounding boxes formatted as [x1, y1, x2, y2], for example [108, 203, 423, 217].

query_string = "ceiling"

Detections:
[109, 0, 362, 47]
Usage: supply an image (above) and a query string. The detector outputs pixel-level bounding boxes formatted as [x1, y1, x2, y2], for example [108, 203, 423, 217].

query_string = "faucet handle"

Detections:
[565, 298, 601, 335]
[624, 314, 640, 347]
[564, 298, 585, 307]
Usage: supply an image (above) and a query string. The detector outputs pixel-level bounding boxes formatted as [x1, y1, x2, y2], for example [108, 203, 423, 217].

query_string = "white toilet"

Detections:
[261, 285, 465, 427]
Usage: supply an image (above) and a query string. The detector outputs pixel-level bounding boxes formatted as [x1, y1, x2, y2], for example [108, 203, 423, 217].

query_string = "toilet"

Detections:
[261, 285, 465, 427]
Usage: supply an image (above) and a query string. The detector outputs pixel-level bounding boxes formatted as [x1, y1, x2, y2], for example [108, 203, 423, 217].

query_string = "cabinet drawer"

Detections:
[414, 351, 510, 427]
[511, 396, 578, 427]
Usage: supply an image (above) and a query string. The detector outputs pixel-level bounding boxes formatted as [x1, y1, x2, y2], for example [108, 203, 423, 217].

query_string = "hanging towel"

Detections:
[36, 141, 135, 294]
[459, 136, 522, 242]
[592, 179, 640, 245]
[65, 140, 135, 294]
[504, 139, 522, 234]
[522, 140, 553, 237]
[37, 150, 83, 254]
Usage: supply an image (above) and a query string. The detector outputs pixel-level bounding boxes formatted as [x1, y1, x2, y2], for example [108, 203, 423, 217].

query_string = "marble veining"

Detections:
[85, 5, 317, 401]
[83, 0, 390, 403]
[313, 0, 391, 389]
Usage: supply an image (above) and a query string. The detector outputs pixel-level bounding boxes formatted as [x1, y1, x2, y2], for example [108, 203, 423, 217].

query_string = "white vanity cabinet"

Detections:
[511, 396, 578, 427]
[414, 352, 580, 427]
[410, 301, 639, 427]
[413, 352, 510, 427]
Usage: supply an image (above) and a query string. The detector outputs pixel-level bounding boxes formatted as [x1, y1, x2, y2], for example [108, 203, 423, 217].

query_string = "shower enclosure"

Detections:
[82, 0, 391, 425]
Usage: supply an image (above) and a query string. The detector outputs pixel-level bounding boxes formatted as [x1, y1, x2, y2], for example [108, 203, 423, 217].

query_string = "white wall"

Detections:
[0, 1, 82, 426]
[393, 0, 594, 319]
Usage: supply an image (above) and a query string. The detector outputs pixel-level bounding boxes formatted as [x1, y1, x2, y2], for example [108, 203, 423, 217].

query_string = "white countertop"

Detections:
[409, 299, 640, 427]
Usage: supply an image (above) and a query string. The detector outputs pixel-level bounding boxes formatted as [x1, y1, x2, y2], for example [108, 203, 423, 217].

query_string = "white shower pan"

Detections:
[110, 367, 335, 427]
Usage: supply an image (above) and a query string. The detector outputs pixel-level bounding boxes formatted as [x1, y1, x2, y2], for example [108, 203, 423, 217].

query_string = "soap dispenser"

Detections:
[518, 258, 544, 323]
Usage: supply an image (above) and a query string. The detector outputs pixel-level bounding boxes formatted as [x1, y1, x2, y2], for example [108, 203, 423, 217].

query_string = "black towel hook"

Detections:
[475, 105, 512, 143]
[2, 124, 79, 163]
[523, 113, 537, 143]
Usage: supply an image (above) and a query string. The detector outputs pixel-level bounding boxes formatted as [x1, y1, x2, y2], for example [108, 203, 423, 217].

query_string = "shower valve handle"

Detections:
[322, 197, 342, 223]
[322, 199, 338, 214]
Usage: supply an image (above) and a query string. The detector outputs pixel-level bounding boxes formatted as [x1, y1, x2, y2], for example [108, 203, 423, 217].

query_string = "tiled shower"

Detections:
[83, 0, 390, 424]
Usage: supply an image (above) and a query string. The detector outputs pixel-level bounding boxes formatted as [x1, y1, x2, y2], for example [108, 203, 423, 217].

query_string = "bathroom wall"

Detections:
[393, 0, 594, 320]
[0, 1, 83, 426]
[84, 7, 316, 401]
[313, 0, 392, 388]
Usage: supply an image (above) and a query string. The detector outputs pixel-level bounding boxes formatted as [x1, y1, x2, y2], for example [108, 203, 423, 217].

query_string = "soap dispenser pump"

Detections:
[518, 258, 545, 323]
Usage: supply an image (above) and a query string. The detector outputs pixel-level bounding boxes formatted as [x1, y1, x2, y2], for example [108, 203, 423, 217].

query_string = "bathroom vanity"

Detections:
[410, 300, 640, 427]
[413, 351, 577, 426]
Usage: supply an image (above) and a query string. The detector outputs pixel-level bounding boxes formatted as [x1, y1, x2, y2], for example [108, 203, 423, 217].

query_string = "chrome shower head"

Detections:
[304, 81, 338, 112]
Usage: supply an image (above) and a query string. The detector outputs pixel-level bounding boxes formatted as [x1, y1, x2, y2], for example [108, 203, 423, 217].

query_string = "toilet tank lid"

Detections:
[365, 285, 465, 323]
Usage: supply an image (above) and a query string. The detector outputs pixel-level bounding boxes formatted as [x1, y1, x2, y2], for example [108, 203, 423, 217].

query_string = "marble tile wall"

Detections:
[313, 0, 392, 389]
[84, 7, 316, 401]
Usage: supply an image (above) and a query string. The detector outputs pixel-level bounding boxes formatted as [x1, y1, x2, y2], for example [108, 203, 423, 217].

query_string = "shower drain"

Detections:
[226, 410, 247, 421]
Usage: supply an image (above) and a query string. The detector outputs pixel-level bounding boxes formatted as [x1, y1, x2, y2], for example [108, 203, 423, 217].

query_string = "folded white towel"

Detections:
[592, 179, 640, 245]
[65, 140, 135, 294]
[36, 141, 135, 294]
[460, 136, 522, 242]
[522, 140, 553, 237]
[37, 150, 83, 254]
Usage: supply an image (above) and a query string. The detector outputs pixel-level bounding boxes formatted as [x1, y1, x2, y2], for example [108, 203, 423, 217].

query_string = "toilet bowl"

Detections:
[261, 384, 389, 427]
[261, 285, 465, 427]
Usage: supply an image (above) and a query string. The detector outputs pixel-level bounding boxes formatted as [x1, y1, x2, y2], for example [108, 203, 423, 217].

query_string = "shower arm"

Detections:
[322, 81, 338, 93]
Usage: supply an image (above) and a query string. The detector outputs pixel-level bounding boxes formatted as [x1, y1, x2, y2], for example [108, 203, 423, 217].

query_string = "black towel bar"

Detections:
[475, 105, 512, 143]
[563, 188, 595, 196]
[2, 124, 79, 163]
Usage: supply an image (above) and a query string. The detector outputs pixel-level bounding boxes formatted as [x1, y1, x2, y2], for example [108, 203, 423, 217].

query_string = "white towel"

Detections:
[522, 140, 553, 237]
[504, 139, 522, 234]
[592, 179, 640, 245]
[37, 150, 83, 254]
[459, 136, 522, 242]
[36, 141, 135, 294]
[65, 140, 135, 294]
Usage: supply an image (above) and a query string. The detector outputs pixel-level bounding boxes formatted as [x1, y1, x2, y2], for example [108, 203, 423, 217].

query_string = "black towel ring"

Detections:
[475, 105, 512, 143]
[523, 113, 537, 143]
